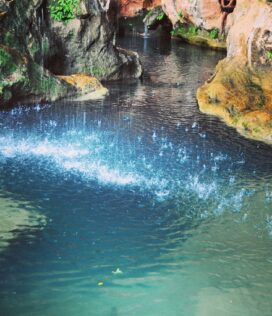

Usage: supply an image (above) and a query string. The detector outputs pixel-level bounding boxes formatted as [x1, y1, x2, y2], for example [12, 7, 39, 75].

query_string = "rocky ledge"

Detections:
[197, 0, 272, 145]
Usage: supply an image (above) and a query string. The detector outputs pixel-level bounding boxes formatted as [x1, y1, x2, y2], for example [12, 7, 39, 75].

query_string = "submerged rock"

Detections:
[0, 196, 46, 252]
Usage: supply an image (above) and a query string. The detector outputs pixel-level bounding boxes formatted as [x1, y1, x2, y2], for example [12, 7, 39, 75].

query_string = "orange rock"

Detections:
[118, 0, 161, 17]
[58, 74, 108, 100]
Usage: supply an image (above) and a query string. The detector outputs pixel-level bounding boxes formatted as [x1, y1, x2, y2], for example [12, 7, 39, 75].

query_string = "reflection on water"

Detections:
[0, 35, 272, 316]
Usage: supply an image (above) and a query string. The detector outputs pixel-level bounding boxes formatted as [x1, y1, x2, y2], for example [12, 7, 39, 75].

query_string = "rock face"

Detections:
[0, 0, 142, 105]
[197, 0, 272, 144]
[161, 0, 221, 30]
[118, 0, 161, 17]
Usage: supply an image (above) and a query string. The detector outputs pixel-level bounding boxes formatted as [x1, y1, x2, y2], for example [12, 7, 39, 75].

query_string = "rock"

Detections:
[0, 195, 46, 252]
[161, 0, 221, 30]
[58, 74, 109, 100]
[118, 0, 161, 17]
[0, 0, 142, 106]
[45, 1, 142, 80]
[197, 0, 272, 144]
[143, 6, 171, 31]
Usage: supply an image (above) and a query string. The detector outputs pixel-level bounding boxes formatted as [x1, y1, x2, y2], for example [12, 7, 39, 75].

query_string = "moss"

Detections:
[209, 28, 219, 39]
[0, 47, 17, 78]
[82, 65, 110, 79]
[49, 0, 79, 23]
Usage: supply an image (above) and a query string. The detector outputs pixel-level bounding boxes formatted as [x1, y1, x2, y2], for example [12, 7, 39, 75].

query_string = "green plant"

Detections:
[156, 12, 165, 21]
[188, 25, 198, 35]
[49, 0, 79, 22]
[178, 11, 183, 18]
[242, 122, 250, 131]
[266, 50, 272, 59]
[146, 9, 154, 18]
[209, 28, 219, 39]
[0, 48, 17, 76]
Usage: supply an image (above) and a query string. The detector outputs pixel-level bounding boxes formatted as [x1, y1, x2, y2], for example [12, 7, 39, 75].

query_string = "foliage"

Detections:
[156, 12, 165, 21]
[146, 9, 154, 18]
[0, 47, 17, 76]
[178, 11, 183, 18]
[209, 28, 219, 39]
[171, 26, 185, 36]
[49, 0, 79, 22]
[188, 25, 198, 35]
[83, 65, 108, 78]
[266, 50, 272, 59]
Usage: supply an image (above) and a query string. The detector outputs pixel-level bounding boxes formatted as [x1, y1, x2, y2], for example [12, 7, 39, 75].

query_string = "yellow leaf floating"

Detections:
[98, 282, 104, 286]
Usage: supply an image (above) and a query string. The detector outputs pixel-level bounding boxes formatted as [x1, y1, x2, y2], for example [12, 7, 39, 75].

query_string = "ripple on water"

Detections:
[0, 35, 272, 316]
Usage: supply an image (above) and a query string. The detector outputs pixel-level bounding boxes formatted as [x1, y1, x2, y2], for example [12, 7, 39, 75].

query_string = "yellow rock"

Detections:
[58, 74, 108, 101]
[197, 57, 272, 144]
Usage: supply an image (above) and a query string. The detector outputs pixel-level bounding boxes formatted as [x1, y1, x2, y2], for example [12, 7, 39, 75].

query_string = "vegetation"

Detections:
[266, 50, 272, 59]
[188, 25, 198, 35]
[156, 12, 165, 21]
[0, 47, 17, 77]
[178, 11, 183, 18]
[146, 9, 154, 18]
[209, 28, 219, 39]
[171, 24, 199, 37]
[49, 0, 79, 22]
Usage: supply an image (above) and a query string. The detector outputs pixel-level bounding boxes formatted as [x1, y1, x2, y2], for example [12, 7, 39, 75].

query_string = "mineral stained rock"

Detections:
[197, 0, 272, 144]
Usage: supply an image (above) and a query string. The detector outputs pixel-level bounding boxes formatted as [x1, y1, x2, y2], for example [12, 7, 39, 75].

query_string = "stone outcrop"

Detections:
[58, 74, 109, 100]
[118, 0, 161, 17]
[197, 0, 272, 144]
[161, 0, 221, 30]
[0, 0, 142, 106]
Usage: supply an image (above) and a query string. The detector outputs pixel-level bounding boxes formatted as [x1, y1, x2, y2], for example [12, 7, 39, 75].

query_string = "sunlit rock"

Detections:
[118, 0, 161, 17]
[57, 74, 108, 100]
[197, 0, 272, 144]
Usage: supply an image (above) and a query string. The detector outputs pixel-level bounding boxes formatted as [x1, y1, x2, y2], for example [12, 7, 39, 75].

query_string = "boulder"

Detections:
[197, 0, 272, 144]
[0, 0, 142, 106]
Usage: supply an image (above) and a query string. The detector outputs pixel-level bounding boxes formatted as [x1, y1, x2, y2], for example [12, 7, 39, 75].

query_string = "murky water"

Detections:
[0, 35, 272, 316]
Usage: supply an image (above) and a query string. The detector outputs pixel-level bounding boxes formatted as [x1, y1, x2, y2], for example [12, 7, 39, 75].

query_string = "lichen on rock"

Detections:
[197, 0, 272, 144]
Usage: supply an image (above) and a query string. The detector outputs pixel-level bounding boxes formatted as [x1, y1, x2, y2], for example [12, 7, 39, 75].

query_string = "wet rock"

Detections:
[197, 58, 272, 144]
[0, 0, 142, 106]
[197, 0, 272, 145]
[118, 0, 161, 17]
[143, 6, 171, 31]
[57, 74, 109, 100]
[0, 195, 46, 252]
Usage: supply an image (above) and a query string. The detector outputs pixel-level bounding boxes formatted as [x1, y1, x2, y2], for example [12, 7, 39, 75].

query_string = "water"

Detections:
[0, 35, 272, 316]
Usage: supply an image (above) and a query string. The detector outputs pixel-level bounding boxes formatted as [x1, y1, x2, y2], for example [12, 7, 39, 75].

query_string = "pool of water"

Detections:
[0, 34, 272, 316]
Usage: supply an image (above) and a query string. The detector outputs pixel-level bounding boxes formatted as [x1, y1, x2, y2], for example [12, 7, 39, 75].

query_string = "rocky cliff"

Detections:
[0, 0, 142, 105]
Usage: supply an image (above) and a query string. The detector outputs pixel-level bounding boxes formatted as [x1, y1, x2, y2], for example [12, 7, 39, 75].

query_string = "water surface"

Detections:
[0, 35, 272, 316]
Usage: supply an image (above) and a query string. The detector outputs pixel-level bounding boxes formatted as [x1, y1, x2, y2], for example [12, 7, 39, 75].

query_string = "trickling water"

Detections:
[0, 35, 272, 316]
[143, 24, 149, 38]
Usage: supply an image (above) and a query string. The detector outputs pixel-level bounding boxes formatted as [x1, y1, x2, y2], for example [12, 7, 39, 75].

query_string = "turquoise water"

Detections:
[0, 35, 272, 316]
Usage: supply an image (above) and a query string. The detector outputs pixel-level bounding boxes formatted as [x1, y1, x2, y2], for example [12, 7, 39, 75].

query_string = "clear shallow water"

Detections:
[0, 35, 272, 316]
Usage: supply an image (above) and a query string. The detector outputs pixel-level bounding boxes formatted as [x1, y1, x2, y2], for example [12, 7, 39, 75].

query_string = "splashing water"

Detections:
[0, 35, 272, 316]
